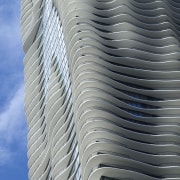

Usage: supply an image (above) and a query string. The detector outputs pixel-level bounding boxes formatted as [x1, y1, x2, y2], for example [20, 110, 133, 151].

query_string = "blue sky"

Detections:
[0, 0, 28, 179]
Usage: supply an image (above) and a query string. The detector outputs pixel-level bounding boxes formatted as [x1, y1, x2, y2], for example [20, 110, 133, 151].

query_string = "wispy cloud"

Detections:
[0, 84, 27, 165]
[0, 1, 28, 178]
[0, 1, 24, 108]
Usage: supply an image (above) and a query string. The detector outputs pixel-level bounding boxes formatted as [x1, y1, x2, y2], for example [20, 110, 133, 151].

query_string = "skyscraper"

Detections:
[21, 0, 180, 179]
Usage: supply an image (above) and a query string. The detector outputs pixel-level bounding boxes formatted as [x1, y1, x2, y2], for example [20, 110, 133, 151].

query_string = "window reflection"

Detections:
[38, 0, 81, 179]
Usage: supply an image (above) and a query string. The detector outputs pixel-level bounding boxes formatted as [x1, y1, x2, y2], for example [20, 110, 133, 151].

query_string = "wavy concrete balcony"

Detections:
[21, 0, 180, 179]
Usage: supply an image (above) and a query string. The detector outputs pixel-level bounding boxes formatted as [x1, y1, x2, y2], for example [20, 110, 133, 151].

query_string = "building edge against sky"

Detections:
[21, 0, 180, 179]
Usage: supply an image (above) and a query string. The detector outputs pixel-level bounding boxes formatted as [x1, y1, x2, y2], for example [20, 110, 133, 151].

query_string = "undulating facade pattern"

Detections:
[21, 0, 180, 179]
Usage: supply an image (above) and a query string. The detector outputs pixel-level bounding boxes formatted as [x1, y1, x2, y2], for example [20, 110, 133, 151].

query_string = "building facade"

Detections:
[21, 0, 180, 179]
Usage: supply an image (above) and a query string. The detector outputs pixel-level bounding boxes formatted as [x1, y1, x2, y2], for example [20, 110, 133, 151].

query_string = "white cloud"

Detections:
[0, 0, 27, 168]
[0, 84, 27, 165]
